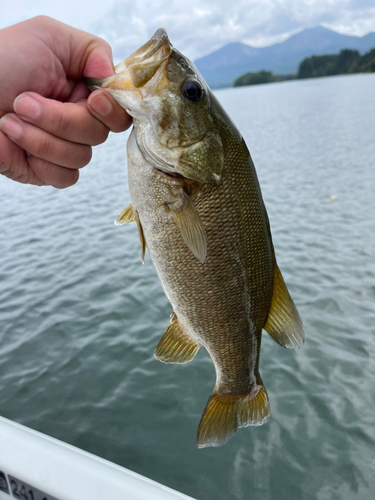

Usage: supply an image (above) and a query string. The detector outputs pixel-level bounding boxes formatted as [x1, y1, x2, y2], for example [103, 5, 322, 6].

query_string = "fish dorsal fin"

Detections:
[166, 191, 207, 263]
[154, 312, 200, 364]
[264, 264, 304, 349]
[135, 211, 147, 263]
[114, 204, 136, 225]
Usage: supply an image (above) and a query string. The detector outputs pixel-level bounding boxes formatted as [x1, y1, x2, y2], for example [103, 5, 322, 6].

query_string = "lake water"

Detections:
[1, 73, 375, 500]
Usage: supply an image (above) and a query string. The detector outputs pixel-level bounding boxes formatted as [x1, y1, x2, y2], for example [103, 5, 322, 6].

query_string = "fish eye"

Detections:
[181, 80, 203, 103]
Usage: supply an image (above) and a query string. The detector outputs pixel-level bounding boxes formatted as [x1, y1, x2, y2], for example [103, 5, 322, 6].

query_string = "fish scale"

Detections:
[88, 28, 304, 448]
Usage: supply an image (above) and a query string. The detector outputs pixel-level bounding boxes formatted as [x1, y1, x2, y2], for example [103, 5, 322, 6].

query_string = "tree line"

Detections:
[233, 48, 375, 87]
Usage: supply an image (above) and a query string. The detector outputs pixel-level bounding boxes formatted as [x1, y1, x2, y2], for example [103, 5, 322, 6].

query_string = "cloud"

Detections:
[91, 0, 375, 61]
[0, 0, 118, 31]
[1, 0, 375, 61]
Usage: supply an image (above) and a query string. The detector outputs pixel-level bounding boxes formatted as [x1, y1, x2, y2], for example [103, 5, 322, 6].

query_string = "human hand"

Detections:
[0, 16, 132, 188]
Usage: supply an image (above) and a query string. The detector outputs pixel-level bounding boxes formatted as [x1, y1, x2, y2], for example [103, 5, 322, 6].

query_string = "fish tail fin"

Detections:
[197, 383, 270, 449]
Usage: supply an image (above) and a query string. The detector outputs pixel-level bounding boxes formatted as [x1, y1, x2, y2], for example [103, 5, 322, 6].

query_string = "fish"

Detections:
[87, 29, 304, 448]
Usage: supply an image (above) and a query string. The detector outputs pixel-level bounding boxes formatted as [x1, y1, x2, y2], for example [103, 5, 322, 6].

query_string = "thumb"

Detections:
[83, 45, 115, 79]
[51, 18, 116, 79]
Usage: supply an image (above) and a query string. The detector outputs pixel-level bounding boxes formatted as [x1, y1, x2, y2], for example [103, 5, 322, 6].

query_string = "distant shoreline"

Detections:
[232, 48, 375, 88]
[211, 71, 375, 91]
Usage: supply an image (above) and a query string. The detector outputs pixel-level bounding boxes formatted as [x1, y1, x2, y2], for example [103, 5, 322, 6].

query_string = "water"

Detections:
[1, 73, 375, 499]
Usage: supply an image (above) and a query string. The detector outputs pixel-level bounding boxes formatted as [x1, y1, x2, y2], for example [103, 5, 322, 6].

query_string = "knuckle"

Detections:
[33, 15, 52, 23]
[28, 155, 79, 189]
[92, 127, 109, 146]
[54, 108, 72, 138]
[60, 144, 91, 169]
[112, 122, 130, 133]
[34, 132, 52, 158]
[55, 170, 79, 189]
[101, 39, 112, 53]
[77, 145, 92, 167]
[30, 15, 52, 27]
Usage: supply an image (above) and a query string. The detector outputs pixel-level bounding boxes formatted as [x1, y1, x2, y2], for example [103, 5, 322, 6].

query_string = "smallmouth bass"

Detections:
[88, 29, 304, 448]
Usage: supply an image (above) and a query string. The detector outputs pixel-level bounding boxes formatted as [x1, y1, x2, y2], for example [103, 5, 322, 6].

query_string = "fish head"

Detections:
[88, 29, 224, 183]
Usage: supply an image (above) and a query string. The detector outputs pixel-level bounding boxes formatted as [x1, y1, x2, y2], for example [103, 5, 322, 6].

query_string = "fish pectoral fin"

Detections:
[166, 191, 207, 263]
[114, 204, 136, 225]
[197, 381, 270, 449]
[154, 312, 200, 364]
[135, 211, 147, 263]
[114, 205, 146, 262]
[264, 263, 304, 349]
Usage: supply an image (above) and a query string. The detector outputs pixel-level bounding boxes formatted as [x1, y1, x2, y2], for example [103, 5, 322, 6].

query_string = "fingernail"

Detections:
[91, 93, 112, 116]
[14, 95, 41, 120]
[0, 116, 22, 139]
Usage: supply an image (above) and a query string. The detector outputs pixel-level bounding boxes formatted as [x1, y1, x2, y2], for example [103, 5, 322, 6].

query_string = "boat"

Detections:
[0, 416, 195, 500]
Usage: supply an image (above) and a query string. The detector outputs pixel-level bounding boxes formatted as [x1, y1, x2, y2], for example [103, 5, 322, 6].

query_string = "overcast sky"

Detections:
[1, 0, 375, 60]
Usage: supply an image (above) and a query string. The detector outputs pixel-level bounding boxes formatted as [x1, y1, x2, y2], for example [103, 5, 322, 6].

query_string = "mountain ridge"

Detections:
[194, 26, 375, 87]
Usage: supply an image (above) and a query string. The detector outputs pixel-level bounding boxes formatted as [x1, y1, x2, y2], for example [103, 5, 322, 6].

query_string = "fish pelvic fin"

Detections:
[154, 312, 200, 364]
[264, 263, 304, 349]
[197, 383, 270, 449]
[166, 191, 207, 263]
[114, 204, 136, 225]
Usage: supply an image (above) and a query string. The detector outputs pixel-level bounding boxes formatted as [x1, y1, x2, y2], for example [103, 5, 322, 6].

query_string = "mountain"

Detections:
[194, 26, 375, 88]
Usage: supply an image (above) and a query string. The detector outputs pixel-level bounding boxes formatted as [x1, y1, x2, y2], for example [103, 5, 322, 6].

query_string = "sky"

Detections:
[1, 0, 375, 60]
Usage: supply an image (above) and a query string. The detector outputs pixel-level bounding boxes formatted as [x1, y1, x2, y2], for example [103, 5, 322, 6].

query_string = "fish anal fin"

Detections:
[197, 384, 270, 449]
[166, 191, 207, 263]
[135, 211, 146, 263]
[264, 264, 304, 349]
[154, 312, 199, 364]
[114, 204, 136, 225]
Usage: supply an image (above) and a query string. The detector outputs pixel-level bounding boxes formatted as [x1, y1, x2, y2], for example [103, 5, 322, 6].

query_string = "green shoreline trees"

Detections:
[233, 48, 375, 87]
[233, 71, 295, 87]
[298, 49, 375, 78]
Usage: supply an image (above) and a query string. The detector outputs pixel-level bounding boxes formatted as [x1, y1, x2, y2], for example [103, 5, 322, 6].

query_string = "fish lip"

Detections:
[129, 28, 170, 65]
[86, 28, 171, 93]
[152, 28, 168, 42]
[120, 28, 171, 73]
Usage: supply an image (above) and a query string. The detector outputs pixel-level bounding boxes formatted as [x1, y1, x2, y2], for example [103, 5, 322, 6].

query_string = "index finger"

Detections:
[14, 92, 109, 146]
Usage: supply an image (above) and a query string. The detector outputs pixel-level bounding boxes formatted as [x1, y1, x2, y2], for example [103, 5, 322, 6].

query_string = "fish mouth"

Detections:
[120, 28, 171, 71]
[87, 28, 172, 93]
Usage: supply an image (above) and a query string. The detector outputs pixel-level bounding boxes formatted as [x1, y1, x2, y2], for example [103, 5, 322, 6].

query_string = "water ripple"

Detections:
[1, 74, 375, 499]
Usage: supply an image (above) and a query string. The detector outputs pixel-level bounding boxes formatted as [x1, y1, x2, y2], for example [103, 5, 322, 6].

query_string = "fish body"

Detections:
[88, 29, 304, 448]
